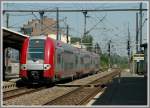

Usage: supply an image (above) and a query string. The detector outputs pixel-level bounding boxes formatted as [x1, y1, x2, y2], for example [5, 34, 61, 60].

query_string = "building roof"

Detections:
[21, 16, 65, 36]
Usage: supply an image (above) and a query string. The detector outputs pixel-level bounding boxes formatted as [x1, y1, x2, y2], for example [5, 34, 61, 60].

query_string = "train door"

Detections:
[55, 48, 63, 79]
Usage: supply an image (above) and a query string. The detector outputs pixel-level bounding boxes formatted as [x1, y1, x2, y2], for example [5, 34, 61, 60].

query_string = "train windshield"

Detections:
[27, 39, 45, 63]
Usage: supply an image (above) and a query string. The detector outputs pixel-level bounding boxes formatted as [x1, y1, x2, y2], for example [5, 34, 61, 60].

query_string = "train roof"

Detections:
[29, 35, 99, 56]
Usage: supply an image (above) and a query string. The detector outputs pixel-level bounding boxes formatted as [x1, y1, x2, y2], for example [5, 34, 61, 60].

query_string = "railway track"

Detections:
[44, 69, 121, 105]
[44, 84, 106, 105]
[3, 86, 45, 101]
[3, 69, 121, 105]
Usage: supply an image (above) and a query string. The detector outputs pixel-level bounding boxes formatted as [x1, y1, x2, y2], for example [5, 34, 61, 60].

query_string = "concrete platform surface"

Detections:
[91, 71, 147, 105]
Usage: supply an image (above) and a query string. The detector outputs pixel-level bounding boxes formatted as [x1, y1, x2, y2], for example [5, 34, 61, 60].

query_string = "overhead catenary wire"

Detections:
[3, 4, 148, 57]
[85, 13, 107, 35]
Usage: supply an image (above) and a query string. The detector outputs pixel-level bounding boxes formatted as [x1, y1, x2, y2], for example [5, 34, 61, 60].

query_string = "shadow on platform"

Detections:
[93, 76, 147, 105]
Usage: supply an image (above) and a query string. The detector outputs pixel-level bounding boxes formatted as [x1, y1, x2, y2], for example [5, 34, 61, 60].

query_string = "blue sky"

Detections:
[2, 2, 148, 56]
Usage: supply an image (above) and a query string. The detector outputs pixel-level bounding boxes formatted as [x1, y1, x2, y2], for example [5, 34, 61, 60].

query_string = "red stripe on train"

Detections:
[20, 38, 29, 77]
[44, 37, 55, 79]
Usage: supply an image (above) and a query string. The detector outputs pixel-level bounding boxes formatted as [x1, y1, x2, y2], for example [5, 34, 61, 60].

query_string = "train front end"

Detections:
[20, 36, 55, 84]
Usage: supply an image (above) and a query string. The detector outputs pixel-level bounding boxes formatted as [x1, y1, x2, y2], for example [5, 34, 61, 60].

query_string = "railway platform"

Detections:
[3, 78, 20, 92]
[88, 69, 147, 105]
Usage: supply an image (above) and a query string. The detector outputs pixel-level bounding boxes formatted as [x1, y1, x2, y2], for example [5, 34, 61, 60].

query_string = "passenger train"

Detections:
[20, 36, 100, 85]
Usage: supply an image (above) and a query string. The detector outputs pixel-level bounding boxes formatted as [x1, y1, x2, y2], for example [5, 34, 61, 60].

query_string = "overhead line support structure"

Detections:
[56, 7, 59, 40]
[3, 9, 147, 13]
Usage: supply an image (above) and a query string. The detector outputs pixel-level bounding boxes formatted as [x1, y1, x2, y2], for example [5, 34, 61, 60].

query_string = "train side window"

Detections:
[75, 56, 78, 64]
[81, 57, 83, 64]
[57, 54, 61, 64]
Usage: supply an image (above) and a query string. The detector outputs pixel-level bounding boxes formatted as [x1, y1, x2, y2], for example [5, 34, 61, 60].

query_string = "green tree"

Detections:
[94, 42, 101, 54]
[71, 37, 81, 44]
[82, 35, 93, 51]
[100, 53, 109, 70]
[100, 52, 128, 70]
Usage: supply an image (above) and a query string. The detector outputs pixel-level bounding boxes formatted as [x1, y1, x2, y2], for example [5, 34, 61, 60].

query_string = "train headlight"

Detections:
[44, 64, 51, 70]
[21, 64, 27, 70]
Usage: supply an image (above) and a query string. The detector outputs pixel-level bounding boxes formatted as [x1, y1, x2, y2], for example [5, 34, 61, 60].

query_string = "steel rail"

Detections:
[44, 69, 121, 105]
[3, 87, 45, 101]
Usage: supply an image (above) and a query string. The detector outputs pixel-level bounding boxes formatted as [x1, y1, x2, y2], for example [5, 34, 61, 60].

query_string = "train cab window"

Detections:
[27, 39, 45, 63]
